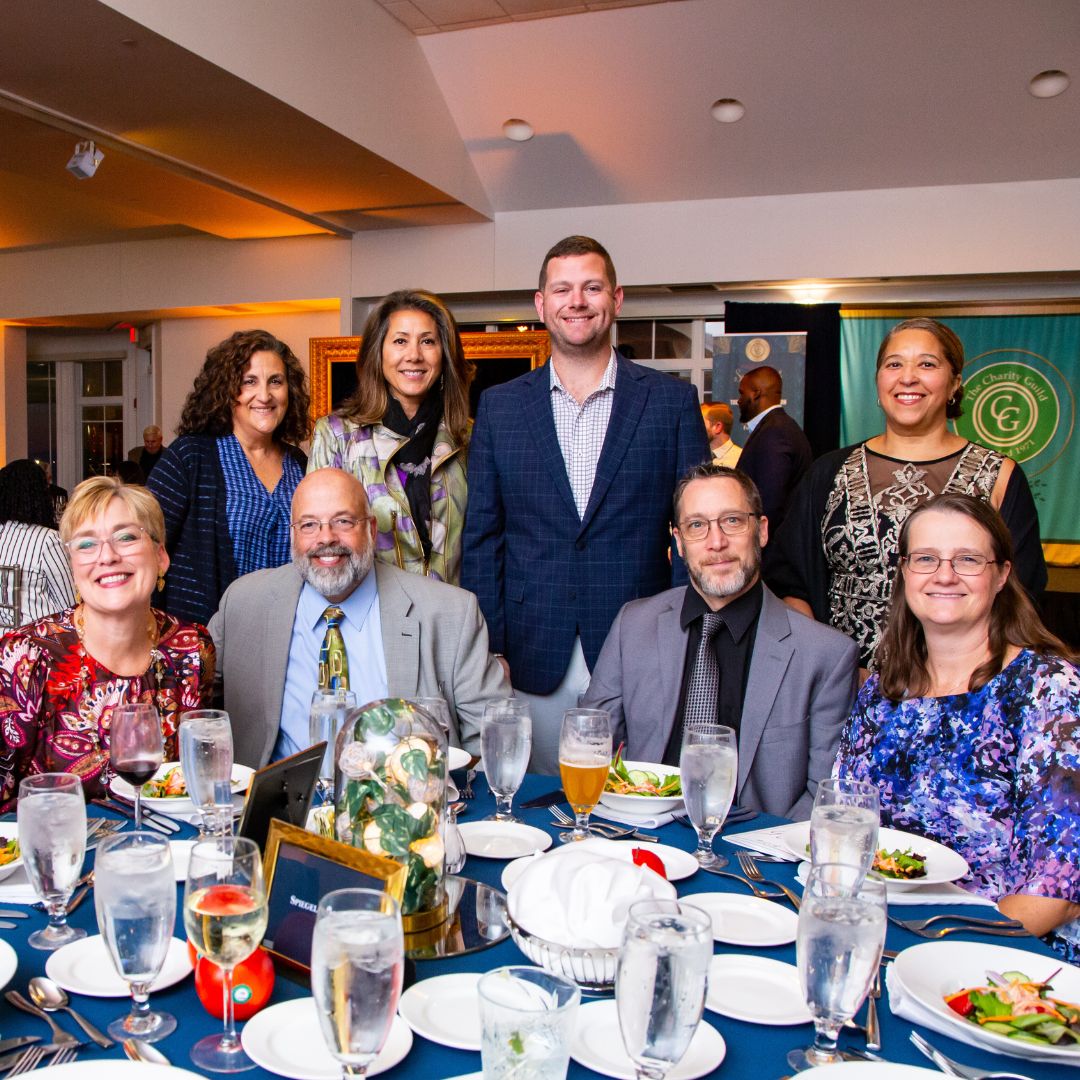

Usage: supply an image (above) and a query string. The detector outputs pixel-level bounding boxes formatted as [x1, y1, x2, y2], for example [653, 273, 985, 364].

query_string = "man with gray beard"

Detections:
[582, 463, 857, 819]
[208, 468, 509, 767]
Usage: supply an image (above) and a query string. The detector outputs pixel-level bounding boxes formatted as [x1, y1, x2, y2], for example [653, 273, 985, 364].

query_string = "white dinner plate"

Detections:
[782, 822, 969, 889]
[570, 999, 726, 1080]
[241, 997, 413, 1079]
[598, 760, 683, 816]
[448, 746, 471, 772]
[501, 840, 698, 889]
[0, 939, 17, 992]
[458, 821, 552, 860]
[31, 1061, 205, 1080]
[683, 891, 799, 947]
[0, 821, 23, 883]
[704, 954, 811, 1025]
[110, 762, 255, 817]
[397, 972, 482, 1051]
[45, 935, 193, 998]
[893, 941, 1080, 1062]
[801, 1064, 942, 1080]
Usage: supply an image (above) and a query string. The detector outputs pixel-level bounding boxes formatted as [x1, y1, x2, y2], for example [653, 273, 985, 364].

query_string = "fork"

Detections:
[910, 1031, 1033, 1080]
[4, 1045, 47, 1078]
[462, 768, 476, 799]
[865, 963, 882, 1051]
[736, 850, 801, 911]
[905, 923, 1031, 940]
[548, 805, 658, 842]
[696, 866, 787, 900]
[889, 913, 1026, 933]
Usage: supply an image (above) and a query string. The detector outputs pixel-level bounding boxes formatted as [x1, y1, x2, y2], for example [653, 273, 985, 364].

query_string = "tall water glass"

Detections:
[557, 708, 612, 842]
[180, 710, 234, 837]
[680, 723, 737, 868]
[311, 888, 404, 1080]
[18, 773, 87, 950]
[809, 778, 880, 880]
[95, 831, 177, 1041]
[478, 966, 580, 1080]
[787, 863, 887, 1071]
[616, 899, 712, 1080]
[309, 689, 357, 804]
[411, 696, 453, 745]
[183, 835, 267, 1072]
[481, 699, 531, 823]
[109, 702, 164, 829]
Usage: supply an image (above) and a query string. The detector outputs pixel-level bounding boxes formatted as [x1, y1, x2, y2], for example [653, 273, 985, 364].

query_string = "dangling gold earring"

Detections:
[156, 572, 165, 592]
[74, 587, 81, 604]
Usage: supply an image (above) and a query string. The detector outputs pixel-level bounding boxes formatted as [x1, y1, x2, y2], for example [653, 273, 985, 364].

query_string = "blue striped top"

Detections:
[218, 435, 303, 578]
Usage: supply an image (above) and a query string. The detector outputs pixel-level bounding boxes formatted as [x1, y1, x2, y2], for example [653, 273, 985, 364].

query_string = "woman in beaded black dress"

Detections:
[772, 317, 1046, 673]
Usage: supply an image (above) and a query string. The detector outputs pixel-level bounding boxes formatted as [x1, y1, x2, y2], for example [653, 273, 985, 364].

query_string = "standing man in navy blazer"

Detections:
[462, 236, 710, 773]
[735, 366, 812, 536]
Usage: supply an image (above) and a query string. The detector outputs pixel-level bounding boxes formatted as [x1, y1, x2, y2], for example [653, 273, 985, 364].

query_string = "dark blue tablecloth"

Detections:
[0, 775, 1071, 1079]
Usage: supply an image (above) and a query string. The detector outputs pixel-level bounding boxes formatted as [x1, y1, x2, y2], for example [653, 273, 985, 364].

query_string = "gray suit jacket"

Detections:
[208, 560, 510, 768]
[582, 585, 858, 820]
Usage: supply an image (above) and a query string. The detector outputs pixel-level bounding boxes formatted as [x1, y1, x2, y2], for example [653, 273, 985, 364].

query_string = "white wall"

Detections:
[157, 310, 340, 440]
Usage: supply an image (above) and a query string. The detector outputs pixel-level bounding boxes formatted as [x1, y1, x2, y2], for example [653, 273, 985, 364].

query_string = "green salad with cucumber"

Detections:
[945, 969, 1080, 1046]
[605, 748, 681, 797]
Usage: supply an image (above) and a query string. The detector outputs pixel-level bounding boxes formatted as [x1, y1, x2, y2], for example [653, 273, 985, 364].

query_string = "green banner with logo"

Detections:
[840, 313, 1079, 561]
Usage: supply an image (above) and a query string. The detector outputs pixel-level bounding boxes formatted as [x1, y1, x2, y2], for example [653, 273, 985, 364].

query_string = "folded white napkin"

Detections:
[794, 861, 995, 907]
[727, 823, 802, 861]
[0, 865, 39, 905]
[886, 962, 1080, 1066]
[508, 838, 676, 949]
[593, 806, 678, 829]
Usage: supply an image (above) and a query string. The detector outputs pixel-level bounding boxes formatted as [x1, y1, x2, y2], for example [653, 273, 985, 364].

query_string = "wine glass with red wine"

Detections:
[110, 702, 164, 828]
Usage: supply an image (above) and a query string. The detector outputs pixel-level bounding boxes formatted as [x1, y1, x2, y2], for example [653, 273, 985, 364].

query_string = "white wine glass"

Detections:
[95, 831, 176, 1041]
[311, 888, 404, 1080]
[309, 689, 356, 804]
[480, 699, 531, 823]
[617, 898, 712, 1080]
[183, 835, 267, 1073]
[679, 723, 737, 868]
[787, 863, 887, 1072]
[109, 702, 163, 830]
[179, 709, 235, 837]
[557, 708, 612, 842]
[810, 778, 880, 880]
[18, 773, 87, 950]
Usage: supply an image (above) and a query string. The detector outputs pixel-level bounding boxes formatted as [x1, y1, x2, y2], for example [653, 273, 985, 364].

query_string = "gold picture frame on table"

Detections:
[308, 330, 551, 424]
[261, 819, 407, 972]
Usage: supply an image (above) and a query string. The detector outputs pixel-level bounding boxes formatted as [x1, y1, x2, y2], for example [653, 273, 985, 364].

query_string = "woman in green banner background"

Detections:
[772, 316, 1046, 673]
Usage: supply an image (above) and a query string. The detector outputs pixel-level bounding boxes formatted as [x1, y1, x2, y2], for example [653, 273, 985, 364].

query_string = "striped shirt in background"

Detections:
[218, 435, 303, 578]
[0, 521, 76, 628]
[549, 350, 617, 518]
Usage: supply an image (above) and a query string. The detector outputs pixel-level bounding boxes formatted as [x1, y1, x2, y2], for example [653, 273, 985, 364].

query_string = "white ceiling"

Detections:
[0, 0, 1076, 253]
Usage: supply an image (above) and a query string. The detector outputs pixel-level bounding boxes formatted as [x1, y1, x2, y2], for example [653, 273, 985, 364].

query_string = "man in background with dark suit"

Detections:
[462, 235, 709, 773]
[735, 366, 811, 535]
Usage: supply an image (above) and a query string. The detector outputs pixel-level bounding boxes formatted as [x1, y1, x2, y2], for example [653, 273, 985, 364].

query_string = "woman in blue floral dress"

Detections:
[835, 493, 1080, 958]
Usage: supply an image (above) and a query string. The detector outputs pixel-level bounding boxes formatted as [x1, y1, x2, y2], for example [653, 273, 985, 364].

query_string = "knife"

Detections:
[0, 909, 28, 919]
[108, 793, 181, 834]
[90, 799, 171, 836]
[520, 788, 565, 809]
[0, 1037, 41, 1056]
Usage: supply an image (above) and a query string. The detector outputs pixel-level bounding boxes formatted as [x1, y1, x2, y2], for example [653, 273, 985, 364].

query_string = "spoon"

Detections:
[124, 1038, 171, 1065]
[27, 977, 114, 1049]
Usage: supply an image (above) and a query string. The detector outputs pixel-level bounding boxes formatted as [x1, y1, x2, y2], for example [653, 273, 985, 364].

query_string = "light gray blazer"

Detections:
[208, 560, 510, 768]
[582, 585, 858, 820]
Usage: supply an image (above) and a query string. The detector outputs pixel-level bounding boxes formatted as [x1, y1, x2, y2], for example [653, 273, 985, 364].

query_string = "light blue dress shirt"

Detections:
[273, 572, 388, 761]
[744, 403, 781, 435]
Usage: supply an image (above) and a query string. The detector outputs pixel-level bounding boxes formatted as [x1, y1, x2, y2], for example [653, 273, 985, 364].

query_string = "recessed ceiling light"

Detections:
[1028, 69, 1070, 98]
[711, 98, 746, 123]
[502, 118, 534, 142]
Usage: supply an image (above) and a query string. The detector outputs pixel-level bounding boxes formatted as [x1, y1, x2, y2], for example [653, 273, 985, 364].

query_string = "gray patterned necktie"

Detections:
[683, 611, 724, 732]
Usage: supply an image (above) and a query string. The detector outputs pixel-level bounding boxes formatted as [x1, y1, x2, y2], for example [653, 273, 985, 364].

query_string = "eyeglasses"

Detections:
[677, 512, 758, 542]
[66, 527, 150, 562]
[291, 515, 369, 538]
[903, 552, 998, 576]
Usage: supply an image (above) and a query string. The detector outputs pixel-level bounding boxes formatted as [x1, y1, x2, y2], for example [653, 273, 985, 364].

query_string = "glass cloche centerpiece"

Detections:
[333, 698, 448, 928]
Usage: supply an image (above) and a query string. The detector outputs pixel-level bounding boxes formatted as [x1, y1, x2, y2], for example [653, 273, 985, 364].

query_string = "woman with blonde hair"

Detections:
[309, 289, 472, 583]
[0, 476, 214, 811]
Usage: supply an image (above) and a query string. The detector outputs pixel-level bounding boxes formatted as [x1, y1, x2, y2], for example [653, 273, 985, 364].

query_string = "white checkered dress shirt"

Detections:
[550, 351, 618, 518]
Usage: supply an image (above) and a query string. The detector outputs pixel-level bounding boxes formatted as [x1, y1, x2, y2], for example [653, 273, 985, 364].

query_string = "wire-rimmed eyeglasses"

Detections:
[677, 512, 758, 542]
[290, 515, 370, 538]
[902, 552, 998, 576]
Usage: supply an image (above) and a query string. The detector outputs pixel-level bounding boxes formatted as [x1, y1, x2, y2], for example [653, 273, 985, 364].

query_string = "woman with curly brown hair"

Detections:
[148, 329, 310, 626]
[309, 290, 472, 583]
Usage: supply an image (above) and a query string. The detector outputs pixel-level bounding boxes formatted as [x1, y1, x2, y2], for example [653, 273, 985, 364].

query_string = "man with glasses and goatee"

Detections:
[582, 463, 858, 820]
[209, 468, 508, 767]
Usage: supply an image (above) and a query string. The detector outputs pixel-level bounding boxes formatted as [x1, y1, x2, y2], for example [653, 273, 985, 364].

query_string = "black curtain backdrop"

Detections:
[723, 302, 842, 458]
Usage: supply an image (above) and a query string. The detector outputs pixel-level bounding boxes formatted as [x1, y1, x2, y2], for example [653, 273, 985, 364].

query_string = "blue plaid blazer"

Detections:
[461, 354, 710, 695]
